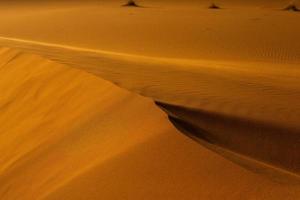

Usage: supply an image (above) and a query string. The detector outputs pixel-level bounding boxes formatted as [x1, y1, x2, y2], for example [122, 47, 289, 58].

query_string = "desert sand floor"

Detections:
[0, 0, 299, 199]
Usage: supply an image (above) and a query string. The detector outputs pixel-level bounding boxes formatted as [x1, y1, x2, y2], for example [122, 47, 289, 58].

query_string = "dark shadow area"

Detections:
[168, 115, 214, 145]
[122, 0, 140, 7]
[283, 4, 300, 12]
[208, 3, 220, 9]
[155, 101, 300, 177]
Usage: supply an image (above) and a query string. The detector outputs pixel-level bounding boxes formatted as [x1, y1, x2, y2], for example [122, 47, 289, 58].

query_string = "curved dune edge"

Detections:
[156, 101, 300, 181]
[0, 1, 299, 198]
[0, 37, 299, 175]
[0, 46, 300, 199]
[0, 36, 299, 128]
[0, 47, 170, 199]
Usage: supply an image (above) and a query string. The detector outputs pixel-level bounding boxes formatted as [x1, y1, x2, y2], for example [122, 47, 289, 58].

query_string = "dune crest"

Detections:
[0, 47, 298, 199]
[0, 1, 300, 199]
[0, 35, 299, 179]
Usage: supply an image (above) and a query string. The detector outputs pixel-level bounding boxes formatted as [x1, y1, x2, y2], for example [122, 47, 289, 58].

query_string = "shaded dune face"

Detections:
[0, 48, 300, 199]
[0, 36, 299, 184]
[0, 1, 300, 199]
[155, 101, 300, 182]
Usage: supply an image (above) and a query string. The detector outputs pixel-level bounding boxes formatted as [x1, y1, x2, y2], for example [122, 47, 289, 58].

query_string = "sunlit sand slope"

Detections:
[0, 2, 299, 178]
[0, 1, 299, 199]
[0, 47, 170, 199]
[0, 36, 299, 178]
[0, 48, 299, 199]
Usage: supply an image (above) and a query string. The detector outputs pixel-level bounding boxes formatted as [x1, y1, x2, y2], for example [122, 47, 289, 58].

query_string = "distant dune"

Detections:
[0, 1, 299, 199]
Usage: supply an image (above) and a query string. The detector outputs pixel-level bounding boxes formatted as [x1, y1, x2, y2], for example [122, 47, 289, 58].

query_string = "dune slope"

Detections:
[0, 36, 299, 178]
[0, 1, 299, 199]
[0, 47, 170, 199]
[0, 48, 299, 199]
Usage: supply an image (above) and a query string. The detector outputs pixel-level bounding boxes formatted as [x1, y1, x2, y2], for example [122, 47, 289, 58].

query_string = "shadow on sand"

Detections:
[155, 101, 300, 183]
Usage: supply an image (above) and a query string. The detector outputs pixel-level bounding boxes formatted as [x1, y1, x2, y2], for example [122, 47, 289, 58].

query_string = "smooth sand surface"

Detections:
[0, 48, 299, 200]
[0, 0, 299, 199]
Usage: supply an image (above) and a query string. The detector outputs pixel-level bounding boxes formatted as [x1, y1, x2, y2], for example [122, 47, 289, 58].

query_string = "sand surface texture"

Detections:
[0, 0, 299, 199]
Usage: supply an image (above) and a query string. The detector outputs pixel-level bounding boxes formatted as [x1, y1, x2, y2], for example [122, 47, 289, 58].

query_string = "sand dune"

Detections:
[0, 36, 299, 129]
[0, 0, 300, 199]
[0, 48, 298, 199]
[156, 101, 300, 180]
[0, 36, 299, 177]
[0, 1, 300, 62]
[0, 47, 171, 199]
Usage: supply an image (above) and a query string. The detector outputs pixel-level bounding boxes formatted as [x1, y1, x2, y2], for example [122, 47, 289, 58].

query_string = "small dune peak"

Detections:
[123, 0, 140, 7]
[208, 3, 220, 9]
[283, 1, 300, 12]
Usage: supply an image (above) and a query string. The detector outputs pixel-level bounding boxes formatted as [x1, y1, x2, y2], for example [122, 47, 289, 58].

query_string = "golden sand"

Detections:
[0, 1, 299, 199]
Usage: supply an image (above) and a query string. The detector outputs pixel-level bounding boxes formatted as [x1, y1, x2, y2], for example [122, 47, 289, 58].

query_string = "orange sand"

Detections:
[0, 1, 299, 199]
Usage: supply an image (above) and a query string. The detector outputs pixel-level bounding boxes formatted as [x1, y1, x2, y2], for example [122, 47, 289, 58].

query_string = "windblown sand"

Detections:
[0, 0, 299, 199]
